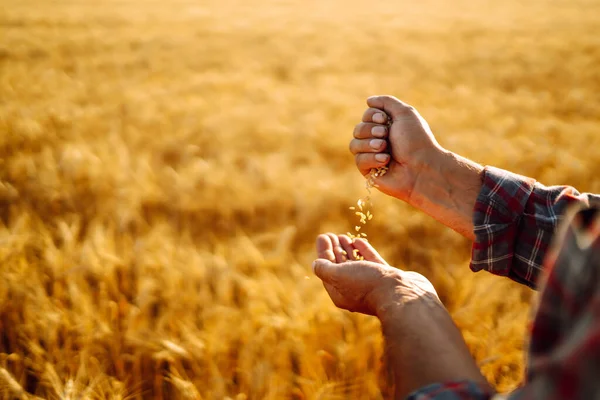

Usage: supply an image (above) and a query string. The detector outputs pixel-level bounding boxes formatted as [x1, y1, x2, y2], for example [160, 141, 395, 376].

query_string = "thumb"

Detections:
[312, 258, 338, 282]
[367, 95, 413, 119]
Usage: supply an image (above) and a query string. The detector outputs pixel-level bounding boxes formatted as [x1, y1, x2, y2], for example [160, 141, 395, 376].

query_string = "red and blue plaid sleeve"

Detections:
[406, 380, 493, 399]
[469, 166, 600, 289]
[509, 206, 600, 399]
[407, 206, 600, 399]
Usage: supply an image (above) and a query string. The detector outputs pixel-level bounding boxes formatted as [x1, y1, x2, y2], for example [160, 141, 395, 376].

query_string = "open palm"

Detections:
[313, 234, 438, 316]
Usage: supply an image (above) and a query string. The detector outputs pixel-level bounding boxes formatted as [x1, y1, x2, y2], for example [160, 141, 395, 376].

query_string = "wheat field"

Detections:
[1, 0, 600, 398]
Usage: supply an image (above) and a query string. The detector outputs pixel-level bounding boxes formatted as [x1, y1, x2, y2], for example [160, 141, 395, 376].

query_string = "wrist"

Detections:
[403, 148, 484, 239]
[371, 272, 444, 328]
[376, 289, 445, 332]
[408, 148, 481, 202]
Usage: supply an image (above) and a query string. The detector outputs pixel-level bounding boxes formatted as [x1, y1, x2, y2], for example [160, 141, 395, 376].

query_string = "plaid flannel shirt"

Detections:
[407, 166, 600, 400]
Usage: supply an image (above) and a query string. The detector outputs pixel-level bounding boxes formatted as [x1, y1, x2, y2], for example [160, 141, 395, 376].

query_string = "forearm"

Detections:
[378, 296, 492, 399]
[406, 149, 483, 241]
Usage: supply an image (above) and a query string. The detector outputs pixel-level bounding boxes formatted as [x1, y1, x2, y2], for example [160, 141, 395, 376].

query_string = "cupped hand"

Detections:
[313, 234, 438, 316]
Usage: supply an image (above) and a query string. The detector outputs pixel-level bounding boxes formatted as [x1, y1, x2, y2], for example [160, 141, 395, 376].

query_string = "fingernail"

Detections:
[373, 113, 386, 124]
[370, 139, 384, 150]
[371, 125, 386, 138]
[375, 153, 389, 162]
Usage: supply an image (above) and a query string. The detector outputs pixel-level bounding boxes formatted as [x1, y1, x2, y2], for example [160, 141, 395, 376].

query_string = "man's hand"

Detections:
[313, 233, 439, 317]
[350, 95, 444, 201]
[350, 95, 484, 240]
[313, 233, 492, 398]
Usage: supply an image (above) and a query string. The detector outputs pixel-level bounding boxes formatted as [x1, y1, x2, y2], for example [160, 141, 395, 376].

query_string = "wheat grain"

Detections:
[347, 160, 388, 260]
[347, 166, 388, 244]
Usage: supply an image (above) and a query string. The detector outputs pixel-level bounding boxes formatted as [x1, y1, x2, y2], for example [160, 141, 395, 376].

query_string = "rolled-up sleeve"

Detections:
[470, 166, 600, 289]
[408, 207, 600, 399]
[406, 380, 493, 400]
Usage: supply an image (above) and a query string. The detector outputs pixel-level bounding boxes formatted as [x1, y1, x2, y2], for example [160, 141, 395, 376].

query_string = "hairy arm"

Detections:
[313, 234, 493, 399]
[354, 95, 600, 288]
[376, 283, 493, 399]
[351, 96, 484, 240]
[405, 149, 483, 241]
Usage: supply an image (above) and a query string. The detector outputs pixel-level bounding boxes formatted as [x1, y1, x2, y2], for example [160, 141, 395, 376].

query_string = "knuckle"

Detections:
[398, 104, 415, 115]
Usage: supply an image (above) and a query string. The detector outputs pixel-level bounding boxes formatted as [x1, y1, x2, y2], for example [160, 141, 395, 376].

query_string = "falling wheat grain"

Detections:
[346, 115, 392, 260]
[347, 166, 388, 260]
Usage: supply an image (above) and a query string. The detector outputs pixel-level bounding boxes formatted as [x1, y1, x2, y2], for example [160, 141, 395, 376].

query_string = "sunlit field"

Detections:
[1, 0, 600, 398]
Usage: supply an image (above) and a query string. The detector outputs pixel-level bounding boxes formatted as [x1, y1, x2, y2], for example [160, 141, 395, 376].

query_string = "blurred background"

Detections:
[1, 0, 600, 398]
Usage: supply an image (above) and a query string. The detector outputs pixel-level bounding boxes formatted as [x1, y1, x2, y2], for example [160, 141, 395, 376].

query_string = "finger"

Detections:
[362, 108, 389, 124]
[367, 95, 413, 119]
[316, 234, 335, 262]
[352, 238, 388, 265]
[312, 258, 338, 282]
[338, 235, 357, 260]
[349, 138, 387, 155]
[326, 233, 347, 263]
[355, 153, 390, 176]
[353, 122, 388, 139]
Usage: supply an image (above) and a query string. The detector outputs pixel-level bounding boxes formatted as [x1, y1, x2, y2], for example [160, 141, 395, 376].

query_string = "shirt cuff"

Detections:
[406, 380, 493, 400]
[469, 166, 536, 277]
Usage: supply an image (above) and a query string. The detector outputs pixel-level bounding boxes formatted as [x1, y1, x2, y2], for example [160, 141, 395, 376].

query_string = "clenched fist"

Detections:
[350, 95, 444, 202]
